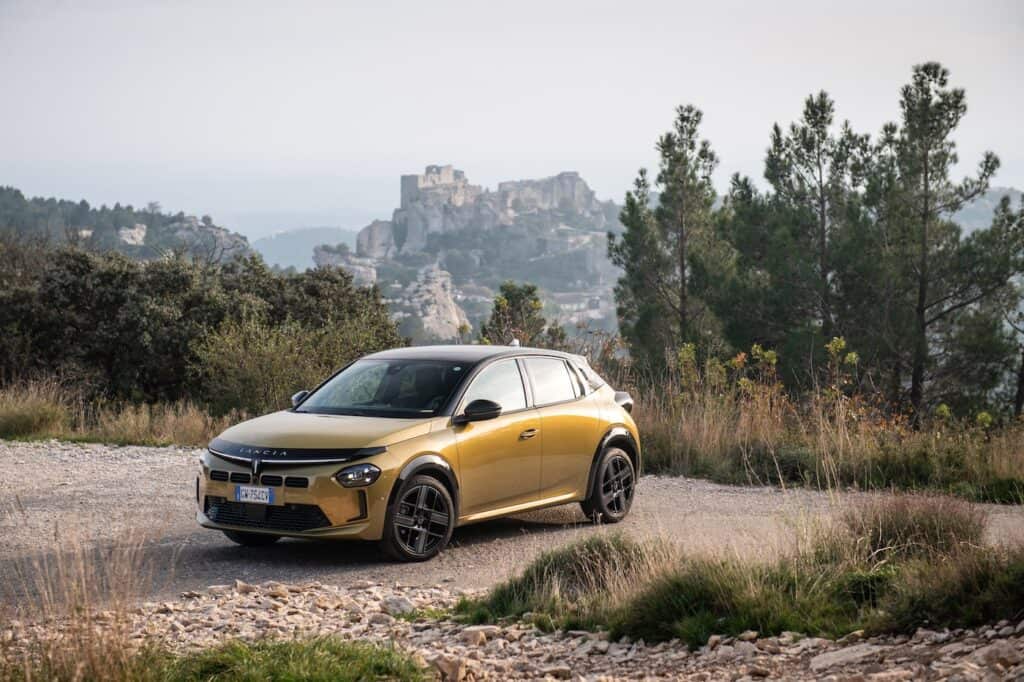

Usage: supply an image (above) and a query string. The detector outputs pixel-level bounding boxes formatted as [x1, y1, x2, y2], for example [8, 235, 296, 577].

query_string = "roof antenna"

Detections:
[510, 338, 520, 347]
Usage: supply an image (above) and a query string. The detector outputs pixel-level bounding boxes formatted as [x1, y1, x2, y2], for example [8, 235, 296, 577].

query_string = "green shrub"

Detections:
[870, 547, 1024, 634]
[191, 314, 401, 416]
[606, 558, 858, 647]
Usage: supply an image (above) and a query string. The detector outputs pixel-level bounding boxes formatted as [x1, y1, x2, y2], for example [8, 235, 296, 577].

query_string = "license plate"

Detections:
[235, 485, 274, 505]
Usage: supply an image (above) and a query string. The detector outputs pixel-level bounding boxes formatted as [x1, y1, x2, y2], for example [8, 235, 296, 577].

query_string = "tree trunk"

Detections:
[1014, 345, 1024, 418]
[677, 196, 688, 345]
[910, 162, 930, 429]
[817, 164, 831, 340]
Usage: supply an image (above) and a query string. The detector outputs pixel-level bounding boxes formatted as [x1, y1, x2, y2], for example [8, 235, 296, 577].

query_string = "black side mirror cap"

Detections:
[614, 391, 634, 414]
[453, 399, 503, 425]
[291, 390, 310, 408]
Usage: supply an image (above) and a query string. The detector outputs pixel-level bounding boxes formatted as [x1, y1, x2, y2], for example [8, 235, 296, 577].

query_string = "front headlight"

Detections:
[335, 463, 381, 487]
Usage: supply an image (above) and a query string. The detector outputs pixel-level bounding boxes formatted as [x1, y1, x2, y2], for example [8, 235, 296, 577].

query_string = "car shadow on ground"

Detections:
[0, 504, 600, 604]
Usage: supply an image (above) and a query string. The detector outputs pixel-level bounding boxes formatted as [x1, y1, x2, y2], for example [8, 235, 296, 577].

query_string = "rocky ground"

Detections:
[4, 579, 1022, 680]
[3, 440, 1024, 679]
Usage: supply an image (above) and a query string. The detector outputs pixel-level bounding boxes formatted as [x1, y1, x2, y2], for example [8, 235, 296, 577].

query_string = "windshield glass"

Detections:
[296, 359, 467, 418]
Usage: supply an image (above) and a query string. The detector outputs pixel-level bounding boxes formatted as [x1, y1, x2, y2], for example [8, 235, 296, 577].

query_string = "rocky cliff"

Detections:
[317, 165, 621, 342]
[357, 165, 618, 259]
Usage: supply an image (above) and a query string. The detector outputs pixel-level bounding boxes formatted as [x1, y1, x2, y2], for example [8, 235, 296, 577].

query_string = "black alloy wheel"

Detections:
[383, 474, 454, 561]
[581, 447, 636, 523]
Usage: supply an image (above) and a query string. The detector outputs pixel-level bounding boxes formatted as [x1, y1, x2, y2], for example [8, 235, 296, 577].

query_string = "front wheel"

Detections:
[222, 530, 281, 546]
[381, 474, 455, 561]
[581, 447, 636, 523]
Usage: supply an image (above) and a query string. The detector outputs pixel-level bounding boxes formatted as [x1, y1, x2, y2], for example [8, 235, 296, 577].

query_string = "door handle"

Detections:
[519, 428, 538, 440]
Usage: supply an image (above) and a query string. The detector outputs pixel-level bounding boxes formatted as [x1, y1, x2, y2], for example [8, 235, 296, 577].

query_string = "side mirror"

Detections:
[291, 390, 310, 408]
[614, 391, 634, 414]
[453, 399, 502, 425]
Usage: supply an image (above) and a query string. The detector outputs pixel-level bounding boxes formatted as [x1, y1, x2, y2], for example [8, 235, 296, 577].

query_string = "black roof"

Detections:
[364, 344, 578, 365]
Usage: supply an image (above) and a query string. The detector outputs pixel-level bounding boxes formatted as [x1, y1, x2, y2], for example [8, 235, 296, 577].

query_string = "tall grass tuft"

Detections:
[1, 524, 158, 681]
[839, 494, 987, 561]
[0, 380, 69, 439]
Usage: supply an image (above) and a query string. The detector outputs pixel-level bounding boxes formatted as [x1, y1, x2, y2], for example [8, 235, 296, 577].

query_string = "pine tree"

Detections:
[609, 105, 722, 366]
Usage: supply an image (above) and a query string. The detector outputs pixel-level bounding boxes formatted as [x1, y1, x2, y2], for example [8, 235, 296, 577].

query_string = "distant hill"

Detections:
[953, 186, 1022, 231]
[0, 186, 250, 262]
[253, 226, 359, 270]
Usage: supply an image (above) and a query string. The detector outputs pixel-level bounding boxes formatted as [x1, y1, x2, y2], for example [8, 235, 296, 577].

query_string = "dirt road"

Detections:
[3, 439, 1023, 604]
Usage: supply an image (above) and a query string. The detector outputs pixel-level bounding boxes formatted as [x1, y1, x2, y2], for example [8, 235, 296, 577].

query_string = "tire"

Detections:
[381, 474, 455, 562]
[222, 530, 281, 547]
[580, 447, 636, 523]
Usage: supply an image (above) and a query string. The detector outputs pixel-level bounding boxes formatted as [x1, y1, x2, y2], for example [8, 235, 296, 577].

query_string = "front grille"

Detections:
[260, 475, 283, 486]
[204, 496, 330, 532]
[285, 476, 309, 488]
[210, 470, 229, 481]
[229, 472, 251, 484]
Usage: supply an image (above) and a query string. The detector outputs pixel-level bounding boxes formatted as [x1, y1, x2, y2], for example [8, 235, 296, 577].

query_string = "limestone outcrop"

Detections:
[356, 165, 617, 258]
[388, 265, 469, 341]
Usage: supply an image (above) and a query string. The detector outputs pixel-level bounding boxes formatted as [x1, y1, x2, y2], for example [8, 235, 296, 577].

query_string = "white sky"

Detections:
[1, 0, 1021, 238]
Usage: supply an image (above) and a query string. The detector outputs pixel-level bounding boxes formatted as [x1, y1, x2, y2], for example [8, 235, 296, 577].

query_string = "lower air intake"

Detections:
[204, 496, 330, 532]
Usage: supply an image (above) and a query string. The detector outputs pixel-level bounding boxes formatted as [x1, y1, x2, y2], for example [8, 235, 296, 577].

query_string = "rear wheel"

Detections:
[381, 474, 455, 561]
[581, 447, 636, 523]
[222, 530, 281, 547]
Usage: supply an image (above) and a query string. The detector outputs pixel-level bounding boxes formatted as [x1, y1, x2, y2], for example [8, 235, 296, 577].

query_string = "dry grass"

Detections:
[838, 494, 987, 561]
[0, 521, 158, 681]
[605, 343, 1024, 502]
[0, 380, 238, 447]
[463, 495, 1024, 646]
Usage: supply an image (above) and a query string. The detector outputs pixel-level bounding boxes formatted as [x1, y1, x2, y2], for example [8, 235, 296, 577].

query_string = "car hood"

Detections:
[210, 410, 437, 463]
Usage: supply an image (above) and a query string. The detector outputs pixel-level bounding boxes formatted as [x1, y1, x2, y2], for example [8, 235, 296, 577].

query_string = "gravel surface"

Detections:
[2, 439, 1023, 605]
[5, 579, 1023, 680]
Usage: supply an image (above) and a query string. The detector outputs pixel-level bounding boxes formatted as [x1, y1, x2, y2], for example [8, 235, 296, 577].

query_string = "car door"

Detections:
[453, 358, 542, 518]
[523, 356, 603, 502]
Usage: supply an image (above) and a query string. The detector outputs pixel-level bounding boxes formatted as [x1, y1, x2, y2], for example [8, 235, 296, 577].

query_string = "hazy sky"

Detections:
[2, 0, 1022, 238]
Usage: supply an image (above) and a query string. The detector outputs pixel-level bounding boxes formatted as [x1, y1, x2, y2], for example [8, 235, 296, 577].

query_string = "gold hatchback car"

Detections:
[196, 346, 640, 561]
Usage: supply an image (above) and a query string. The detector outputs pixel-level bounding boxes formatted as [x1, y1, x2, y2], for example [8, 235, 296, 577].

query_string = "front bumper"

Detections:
[195, 450, 393, 541]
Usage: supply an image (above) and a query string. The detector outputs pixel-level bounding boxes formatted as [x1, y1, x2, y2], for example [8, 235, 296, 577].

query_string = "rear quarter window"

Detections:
[524, 357, 577, 406]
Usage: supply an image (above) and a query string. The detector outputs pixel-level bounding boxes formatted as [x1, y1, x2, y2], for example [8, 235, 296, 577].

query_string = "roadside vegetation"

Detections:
[456, 495, 1024, 647]
[0, 523, 426, 682]
[617, 338, 1024, 503]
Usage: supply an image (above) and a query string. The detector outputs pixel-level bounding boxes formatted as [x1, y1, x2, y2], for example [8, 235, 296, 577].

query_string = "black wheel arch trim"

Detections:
[388, 453, 460, 514]
[586, 427, 641, 494]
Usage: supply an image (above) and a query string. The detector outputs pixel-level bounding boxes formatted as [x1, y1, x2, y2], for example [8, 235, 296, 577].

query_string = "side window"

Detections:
[524, 357, 577, 406]
[460, 360, 527, 412]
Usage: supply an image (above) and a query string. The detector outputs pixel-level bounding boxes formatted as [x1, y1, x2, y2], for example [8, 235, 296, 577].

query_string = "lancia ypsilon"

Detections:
[196, 346, 639, 561]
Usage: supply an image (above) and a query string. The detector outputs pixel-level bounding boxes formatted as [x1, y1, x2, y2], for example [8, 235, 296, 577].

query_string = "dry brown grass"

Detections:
[605, 344, 1024, 501]
[0, 380, 238, 447]
[0, 521, 158, 681]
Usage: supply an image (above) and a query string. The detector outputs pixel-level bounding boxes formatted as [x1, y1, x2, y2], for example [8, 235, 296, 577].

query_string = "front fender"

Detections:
[387, 453, 460, 514]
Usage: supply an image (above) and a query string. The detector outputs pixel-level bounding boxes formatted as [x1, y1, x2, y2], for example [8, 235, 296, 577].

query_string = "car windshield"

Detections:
[296, 359, 467, 418]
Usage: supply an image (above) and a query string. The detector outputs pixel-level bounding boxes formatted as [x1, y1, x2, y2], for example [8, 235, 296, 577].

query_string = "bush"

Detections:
[0, 242, 401, 407]
[870, 547, 1024, 633]
[192, 315, 401, 416]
